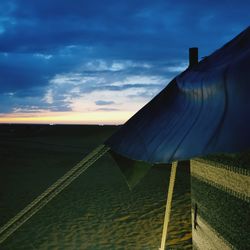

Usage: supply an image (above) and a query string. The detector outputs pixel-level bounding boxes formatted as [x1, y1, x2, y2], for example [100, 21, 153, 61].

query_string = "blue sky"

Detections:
[0, 0, 249, 124]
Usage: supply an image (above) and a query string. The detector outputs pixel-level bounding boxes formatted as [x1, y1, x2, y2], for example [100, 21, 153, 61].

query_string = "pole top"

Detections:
[189, 47, 199, 67]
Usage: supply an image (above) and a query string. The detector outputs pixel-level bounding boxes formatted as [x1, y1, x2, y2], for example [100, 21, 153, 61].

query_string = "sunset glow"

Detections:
[0, 111, 135, 125]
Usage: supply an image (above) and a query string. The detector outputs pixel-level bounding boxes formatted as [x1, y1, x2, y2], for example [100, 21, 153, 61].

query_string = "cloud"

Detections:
[95, 100, 115, 106]
[0, 59, 167, 114]
[0, 0, 249, 56]
[96, 108, 119, 111]
[43, 89, 53, 104]
[165, 62, 188, 73]
[0, 0, 249, 121]
[34, 53, 53, 60]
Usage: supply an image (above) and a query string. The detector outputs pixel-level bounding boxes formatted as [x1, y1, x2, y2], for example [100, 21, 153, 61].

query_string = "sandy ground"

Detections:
[0, 125, 192, 249]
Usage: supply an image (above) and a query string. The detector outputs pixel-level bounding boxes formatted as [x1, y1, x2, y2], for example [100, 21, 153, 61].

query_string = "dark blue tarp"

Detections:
[106, 27, 250, 165]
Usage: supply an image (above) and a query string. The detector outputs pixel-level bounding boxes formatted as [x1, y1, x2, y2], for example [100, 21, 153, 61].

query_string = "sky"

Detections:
[0, 0, 249, 124]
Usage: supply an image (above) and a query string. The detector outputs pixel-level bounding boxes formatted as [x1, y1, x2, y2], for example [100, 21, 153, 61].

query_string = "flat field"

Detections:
[0, 124, 191, 249]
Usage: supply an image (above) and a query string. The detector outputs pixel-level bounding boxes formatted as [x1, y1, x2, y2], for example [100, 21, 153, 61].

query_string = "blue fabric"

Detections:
[106, 27, 250, 164]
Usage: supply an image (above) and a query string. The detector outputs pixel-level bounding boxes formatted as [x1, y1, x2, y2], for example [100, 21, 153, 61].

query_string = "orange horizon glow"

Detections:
[0, 111, 134, 125]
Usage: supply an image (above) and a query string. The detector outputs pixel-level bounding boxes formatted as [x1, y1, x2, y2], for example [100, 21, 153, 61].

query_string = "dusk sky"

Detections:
[0, 0, 249, 124]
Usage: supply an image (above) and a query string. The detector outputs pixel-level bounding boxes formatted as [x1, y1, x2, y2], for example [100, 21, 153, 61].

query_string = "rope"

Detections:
[159, 161, 178, 250]
[0, 144, 109, 244]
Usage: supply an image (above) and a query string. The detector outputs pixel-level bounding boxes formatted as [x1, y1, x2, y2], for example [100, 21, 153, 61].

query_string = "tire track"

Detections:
[0, 145, 109, 244]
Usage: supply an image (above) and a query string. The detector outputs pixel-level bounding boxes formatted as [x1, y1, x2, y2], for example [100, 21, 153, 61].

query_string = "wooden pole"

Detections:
[159, 161, 178, 250]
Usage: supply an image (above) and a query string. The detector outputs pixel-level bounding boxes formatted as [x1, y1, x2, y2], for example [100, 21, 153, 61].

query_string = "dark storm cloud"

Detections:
[0, 0, 249, 113]
[1, 0, 249, 55]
